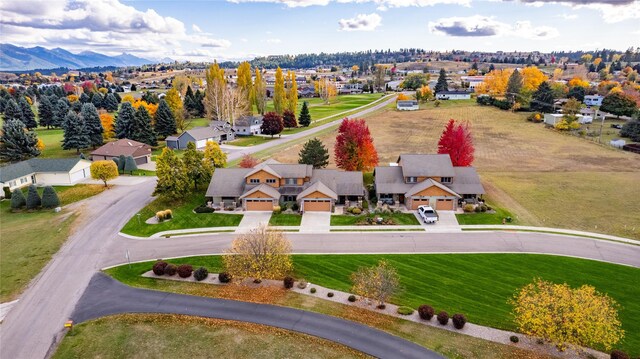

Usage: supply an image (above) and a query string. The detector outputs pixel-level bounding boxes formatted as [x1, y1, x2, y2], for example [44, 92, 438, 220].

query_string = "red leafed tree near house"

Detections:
[239, 154, 260, 168]
[437, 119, 474, 166]
[334, 118, 379, 171]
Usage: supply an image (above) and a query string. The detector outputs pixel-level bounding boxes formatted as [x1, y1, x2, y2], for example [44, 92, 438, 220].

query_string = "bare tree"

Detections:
[222, 86, 249, 126]
[351, 260, 400, 306]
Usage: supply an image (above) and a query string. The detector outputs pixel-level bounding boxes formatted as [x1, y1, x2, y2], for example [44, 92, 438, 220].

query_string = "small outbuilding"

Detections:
[396, 100, 419, 111]
[435, 91, 471, 100]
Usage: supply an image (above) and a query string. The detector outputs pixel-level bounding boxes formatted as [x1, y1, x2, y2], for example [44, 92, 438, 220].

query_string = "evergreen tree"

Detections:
[124, 156, 138, 174]
[10, 188, 26, 210]
[489, 64, 496, 72]
[596, 61, 606, 72]
[298, 101, 311, 127]
[3, 99, 22, 122]
[115, 102, 136, 139]
[154, 147, 190, 199]
[18, 97, 37, 129]
[80, 103, 104, 148]
[194, 89, 205, 117]
[70, 101, 82, 113]
[0, 120, 41, 162]
[103, 93, 119, 112]
[182, 142, 210, 190]
[91, 93, 103, 109]
[38, 96, 55, 128]
[79, 93, 90, 103]
[131, 106, 157, 146]
[184, 86, 198, 116]
[530, 82, 555, 113]
[567, 86, 586, 102]
[62, 110, 90, 153]
[434, 68, 448, 93]
[155, 99, 177, 138]
[506, 69, 523, 103]
[53, 99, 69, 128]
[112, 157, 120, 171]
[41, 186, 60, 208]
[298, 138, 329, 168]
[118, 154, 126, 173]
[25, 184, 41, 210]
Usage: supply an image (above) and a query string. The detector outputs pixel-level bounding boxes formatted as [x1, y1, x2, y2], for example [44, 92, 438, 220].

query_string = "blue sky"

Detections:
[1, 0, 639, 61]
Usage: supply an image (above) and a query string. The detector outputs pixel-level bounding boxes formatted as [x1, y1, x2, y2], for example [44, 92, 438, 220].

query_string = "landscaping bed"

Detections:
[330, 213, 420, 226]
[456, 203, 515, 225]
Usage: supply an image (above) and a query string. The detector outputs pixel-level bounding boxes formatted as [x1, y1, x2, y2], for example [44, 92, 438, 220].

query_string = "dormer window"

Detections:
[249, 178, 260, 184]
[266, 178, 277, 184]
[407, 176, 417, 183]
[441, 177, 452, 183]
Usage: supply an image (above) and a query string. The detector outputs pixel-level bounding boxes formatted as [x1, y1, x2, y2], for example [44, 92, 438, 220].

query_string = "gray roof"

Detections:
[297, 181, 338, 200]
[448, 167, 485, 195]
[405, 178, 460, 198]
[373, 166, 412, 194]
[397, 100, 418, 107]
[182, 126, 223, 141]
[1, 158, 86, 183]
[397, 154, 456, 178]
[268, 164, 313, 179]
[205, 168, 252, 197]
[239, 184, 281, 199]
[311, 169, 365, 196]
[234, 115, 263, 127]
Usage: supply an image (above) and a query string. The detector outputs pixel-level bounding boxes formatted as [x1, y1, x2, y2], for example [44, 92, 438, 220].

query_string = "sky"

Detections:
[1, 0, 639, 62]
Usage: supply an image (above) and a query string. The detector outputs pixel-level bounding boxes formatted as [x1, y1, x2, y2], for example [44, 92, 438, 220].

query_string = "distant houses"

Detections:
[397, 100, 419, 111]
[435, 91, 471, 100]
[233, 115, 263, 136]
[166, 121, 234, 150]
[584, 95, 604, 107]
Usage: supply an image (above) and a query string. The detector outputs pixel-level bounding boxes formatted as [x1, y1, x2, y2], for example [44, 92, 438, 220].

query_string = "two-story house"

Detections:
[206, 160, 364, 212]
[374, 154, 485, 210]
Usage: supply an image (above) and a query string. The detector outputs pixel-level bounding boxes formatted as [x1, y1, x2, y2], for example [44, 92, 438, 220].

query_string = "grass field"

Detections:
[269, 213, 302, 226]
[228, 135, 277, 147]
[271, 103, 640, 239]
[330, 213, 420, 226]
[106, 253, 639, 356]
[120, 192, 243, 237]
[0, 184, 104, 301]
[266, 93, 384, 121]
[54, 314, 369, 359]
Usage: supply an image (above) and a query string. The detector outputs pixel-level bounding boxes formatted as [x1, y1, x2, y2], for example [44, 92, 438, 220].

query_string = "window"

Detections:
[249, 178, 260, 184]
[266, 178, 277, 184]
[406, 177, 417, 183]
[20, 178, 28, 184]
[285, 178, 297, 185]
[441, 177, 452, 183]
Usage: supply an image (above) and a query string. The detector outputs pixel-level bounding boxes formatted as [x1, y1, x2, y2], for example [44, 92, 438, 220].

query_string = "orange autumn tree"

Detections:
[396, 93, 410, 101]
[334, 118, 378, 171]
[568, 76, 590, 88]
[100, 113, 115, 140]
[132, 99, 158, 120]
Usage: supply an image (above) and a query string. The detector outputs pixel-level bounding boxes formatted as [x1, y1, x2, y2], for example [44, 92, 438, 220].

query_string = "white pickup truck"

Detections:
[417, 205, 439, 224]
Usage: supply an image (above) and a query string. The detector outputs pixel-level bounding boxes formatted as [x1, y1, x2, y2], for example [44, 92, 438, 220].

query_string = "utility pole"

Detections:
[595, 106, 604, 143]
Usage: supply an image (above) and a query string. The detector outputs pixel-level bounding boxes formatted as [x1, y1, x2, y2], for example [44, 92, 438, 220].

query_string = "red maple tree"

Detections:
[260, 111, 284, 137]
[437, 119, 474, 166]
[283, 110, 297, 128]
[334, 118, 379, 171]
[239, 154, 260, 168]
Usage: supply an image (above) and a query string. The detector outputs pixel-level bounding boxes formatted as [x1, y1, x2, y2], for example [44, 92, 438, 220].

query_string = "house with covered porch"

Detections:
[374, 154, 485, 211]
[205, 160, 364, 212]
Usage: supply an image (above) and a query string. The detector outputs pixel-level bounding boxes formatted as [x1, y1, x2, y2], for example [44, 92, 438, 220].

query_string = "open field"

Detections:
[107, 253, 639, 356]
[54, 314, 369, 359]
[266, 93, 384, 121]
[271, 103, 640, 239]
[120, 192, 243, 237]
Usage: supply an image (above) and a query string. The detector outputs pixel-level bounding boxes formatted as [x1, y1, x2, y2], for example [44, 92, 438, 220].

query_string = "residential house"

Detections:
[374, 154, 485, 210]
[385, 80, 403, 91]
[297, 86, 316, 98]
[460, 76, 485, 90]
[584, 95, 604, 107]
[205, 160, 365, 212]
[543, 113, 587, 126]
[396, 100, 419, 111]
[90, 138, 152, 165]
[1, 158, 92, 193]
[436, 91, 472, 100]
[339, 83, 363, 95]
[233, 115, 263, 136]
[166, 123, 234, 150]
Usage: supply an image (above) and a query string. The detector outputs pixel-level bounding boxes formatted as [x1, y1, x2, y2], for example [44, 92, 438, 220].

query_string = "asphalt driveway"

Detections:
[72, 273, 443, 359]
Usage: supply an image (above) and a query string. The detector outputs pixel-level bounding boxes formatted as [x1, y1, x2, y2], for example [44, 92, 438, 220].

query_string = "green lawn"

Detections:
[107, 253, 640, 356]
[266, 93, 384, 121]
[54, 314, 368, 359]
[330, 213, 420, 226]
[120, 192, 243, 237]
[269, 213, 302, 226]
[455, 203, 516, 225]
[228, 135, 277, 147]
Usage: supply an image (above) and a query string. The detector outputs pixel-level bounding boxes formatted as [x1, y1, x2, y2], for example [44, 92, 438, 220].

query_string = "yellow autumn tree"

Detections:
[67, 94, 79, 103]
[475, 69, 513, 97]
[593, 58, 603, 66]
[90, 160, 119, 187]
[396, 93, 410, 101]
[172, 76, 191, 97]
[581, 54, 593, 63]
[100, 113, 115, 139]
[132, 100, 158, 120]
[36, 138, 45, 151]
[351, 260, 400, 307]
[121, 94, 135, 104]
[273, 67, 285, 114]
[315, 77, 337, 104]
[521, 66, 548, 93]
[203, 140, 227, 168]
[222, 224, 292, 281]
[286, 70, 298, 113]
[418, 85, 433, 102]
[568, 77, 590, 88]
[236, 62, 253, 113]
[510, 279, 624, 351]
[164, 88, 183, 119]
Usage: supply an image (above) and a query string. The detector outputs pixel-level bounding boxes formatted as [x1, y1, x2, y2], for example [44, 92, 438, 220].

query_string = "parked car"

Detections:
[417, 205, 439, 224]
[380, 198, 395, 205]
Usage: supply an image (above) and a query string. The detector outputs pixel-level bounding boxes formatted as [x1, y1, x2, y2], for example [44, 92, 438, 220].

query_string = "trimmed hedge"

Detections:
[397, 306, 414, 315]
[437, 311, 449, 325]
[193, 267, 208, 281]
[164, 263, 177, 276]
[418, 305, 435, 320]
[10, 189, 26, 210]
[452, 313, 466, 329]
[218, 272, 232, 283]
[284, 276, 294, 289]
[26, 185, 41, 210]
[41, 186, 60, 208]
[194, 205, 215, 213]
[152, 261, 168, 275]
[177, 264, 193, 278]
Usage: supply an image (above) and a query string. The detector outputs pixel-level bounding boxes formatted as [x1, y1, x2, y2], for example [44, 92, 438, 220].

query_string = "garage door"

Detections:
[435, 199, 454, 210]
[69, 169, 88, 183]
[135, 156, 148, 165]
[410, 198, 429, 210]
[245, 199, 274, 211]
[304, 199, 331, 212]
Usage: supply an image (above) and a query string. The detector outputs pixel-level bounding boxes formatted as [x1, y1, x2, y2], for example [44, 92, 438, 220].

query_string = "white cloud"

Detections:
[338, 13, 382, 31]
[556, 13, 578, 20]
[508, 1, 640, 23]
[227, 0, 469, 8]
[192, 24, 202, 32]
[429, 15, 558, 39]
[266, 38, 282, 44]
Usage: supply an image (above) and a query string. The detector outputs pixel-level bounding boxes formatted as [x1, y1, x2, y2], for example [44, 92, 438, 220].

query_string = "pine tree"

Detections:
[184, 86, 198, 116]
[118, 154, 126, 173]
[26, 184, 41, 210]
[62, 110, 90, 153]
[435, 68, 448, 93]
[131, 106, 157, 146]
[506, 69, 523, 103]
[80, 103, 104, 148]
[38, 96, 55, 128]
[53, 99, 69, 128]
[124, 156, 138, 174]
[155, 99, 177, 138]
[531, 82, 555, 113]
[103, 93, 119, 112]
[79, 93, 90, 103]
[283, 109, 297, 128]
[10, 188, 26, 210]
[154, 147, 191, 199]
[115, 102, 136, 139]
[298, 101, 311, 127]
[41, 186, 60, 208]
[3, 99, 22, 122]
[18, 97, 37, 130]
[298, 138, 329, 168]
[489, 64, 496, 72]
[0, 119, 41, 162]
[194, 90, 205, 117]
[91, 93, 103, 109]
[273, 67, 285, 114]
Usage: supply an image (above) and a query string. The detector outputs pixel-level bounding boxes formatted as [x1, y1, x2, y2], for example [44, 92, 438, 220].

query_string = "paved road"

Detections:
[226, 94, 396, 161]
[0, 179, 156, 359]
[106, 231, 640, 268]
[72, 273, 443, 359]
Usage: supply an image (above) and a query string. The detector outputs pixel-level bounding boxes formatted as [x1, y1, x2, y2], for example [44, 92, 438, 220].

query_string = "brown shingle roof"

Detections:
[90, 139, 151, 158]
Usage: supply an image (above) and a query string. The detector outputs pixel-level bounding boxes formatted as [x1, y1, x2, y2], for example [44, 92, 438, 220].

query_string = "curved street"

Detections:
[72, 273, 444, 359]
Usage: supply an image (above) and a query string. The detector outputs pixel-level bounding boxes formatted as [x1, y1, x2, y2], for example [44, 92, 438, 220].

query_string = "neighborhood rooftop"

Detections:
[0, 158, 86, 183]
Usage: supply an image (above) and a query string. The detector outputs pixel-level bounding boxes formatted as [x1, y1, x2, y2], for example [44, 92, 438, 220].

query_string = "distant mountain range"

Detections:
[0, 44, 154, 72]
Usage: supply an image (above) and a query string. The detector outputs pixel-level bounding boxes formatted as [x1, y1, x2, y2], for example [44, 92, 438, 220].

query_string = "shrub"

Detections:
[376, 304, 386, 310]
[536, 338, 544, 345]
[193, 267, 209, 281]
[273, 205, 282, 214]
[437, 311, 449, 325]
[194, 205, 215, 213]
[164, 263, 177, 276]
[297, 279, 308, 289]
[10, 189, 26, 210]
[177, 264, 193, 278]
[348, 295, 356, 302]
[327, 292, 334, 298]
[418, 305, 435, 320]
[25, 185, 41, 210]
[164, 209, 173, 219]
[41, 186, 60, 208]
[310, 287, 317, 294]
[452, 313, 466, 329]
[292, 202, 299, 211]
[474, 205, 482, 213]
[505, 216, 512, 223]
[610, 350, 630, 359]
[156, 210, 166, 222]
[3, 186, 11, 199]
[283, 276, 294, 289]
[480, 205, 488, 212]
[434, 100, 441, 107]
[463, 204, 474, 213]
[352, 208, 362, 215]
[510, 335, 519, 343]
[218, 272, 232, 283]
[362, 200, 369, 210]
[152, 261, 168, 275]
[397, 306, 414, 315]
